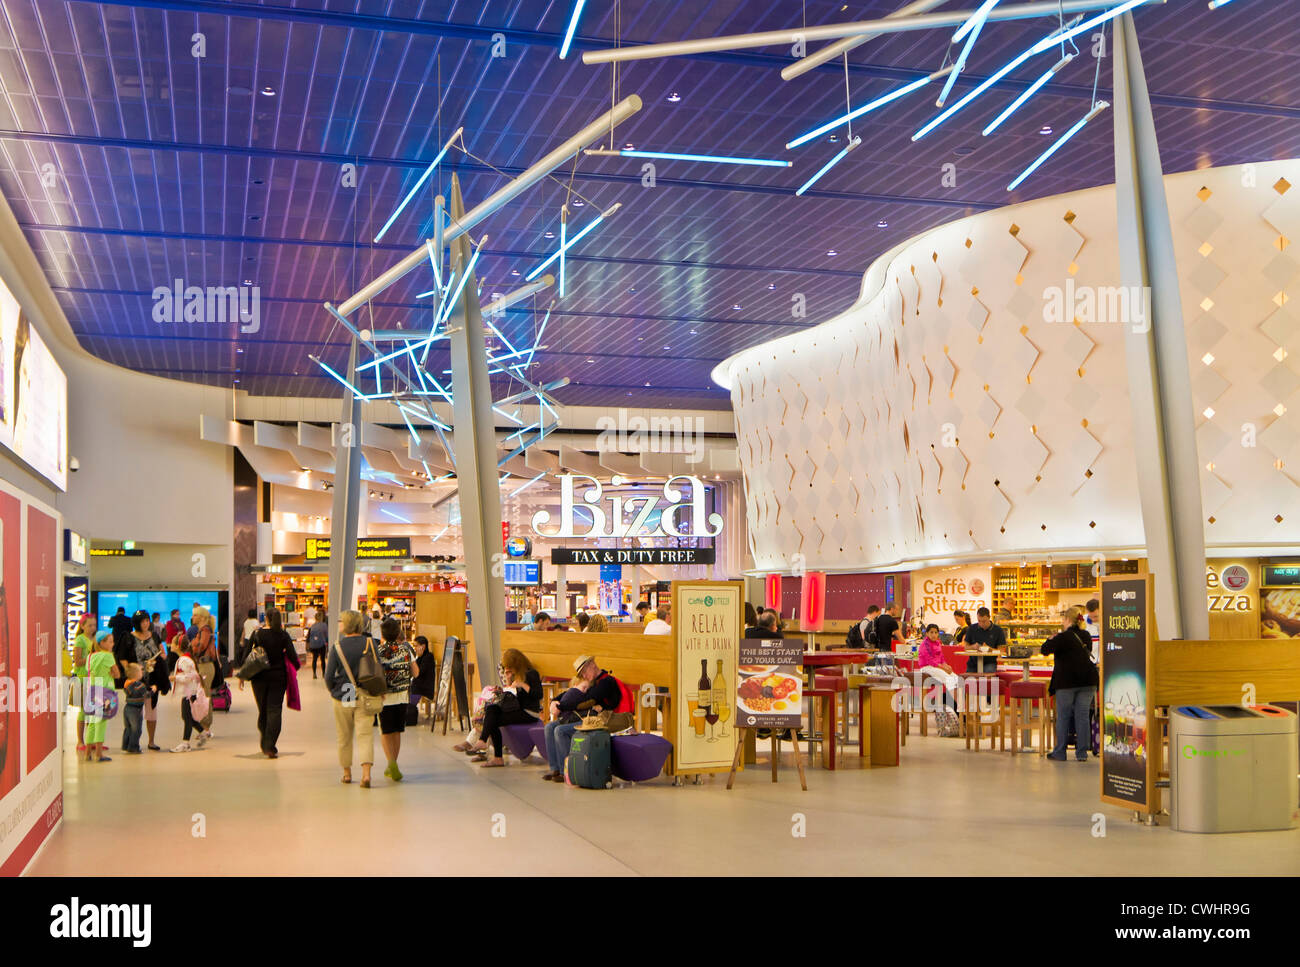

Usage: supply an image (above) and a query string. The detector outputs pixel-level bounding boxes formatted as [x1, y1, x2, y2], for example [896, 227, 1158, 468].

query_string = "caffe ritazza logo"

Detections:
[1112, 589, 1135, 602]
[704, 595, 714, 607]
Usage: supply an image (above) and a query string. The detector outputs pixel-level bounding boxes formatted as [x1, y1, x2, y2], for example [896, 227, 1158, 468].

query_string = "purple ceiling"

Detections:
[0, 0, 1295, 408]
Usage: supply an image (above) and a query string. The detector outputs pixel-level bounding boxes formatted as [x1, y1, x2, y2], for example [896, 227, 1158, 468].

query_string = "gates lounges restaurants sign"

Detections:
[531, 475, 724, 540]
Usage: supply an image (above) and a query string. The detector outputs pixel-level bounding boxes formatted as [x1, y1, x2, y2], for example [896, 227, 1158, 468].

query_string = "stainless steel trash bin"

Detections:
[1169, 705, 1299, 833]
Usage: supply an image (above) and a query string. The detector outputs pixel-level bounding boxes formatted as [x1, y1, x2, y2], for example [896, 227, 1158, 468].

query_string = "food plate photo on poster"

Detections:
[736, 639, 804, 730]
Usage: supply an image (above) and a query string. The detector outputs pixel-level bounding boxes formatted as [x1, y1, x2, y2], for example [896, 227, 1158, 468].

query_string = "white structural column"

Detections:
[445, 174, 507, 686]
[554, 563, 568, 619]
[327, 339, 364, 631]
[1112, 13, 1208, 640]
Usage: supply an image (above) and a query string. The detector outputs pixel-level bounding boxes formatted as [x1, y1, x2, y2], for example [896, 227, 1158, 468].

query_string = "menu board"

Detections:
[1099, 575, 1155, 811]
[670, 581, 741, 775]
[735, 639, 803, 729]
[0, 281, 67, 491]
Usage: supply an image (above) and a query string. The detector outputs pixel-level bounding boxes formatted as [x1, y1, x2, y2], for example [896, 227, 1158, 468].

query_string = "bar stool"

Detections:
[803, 685, 839, 770]
[815, 673, 851, 744]
[960, 674, 1004, 750]
[1005, 679, 1053, 755]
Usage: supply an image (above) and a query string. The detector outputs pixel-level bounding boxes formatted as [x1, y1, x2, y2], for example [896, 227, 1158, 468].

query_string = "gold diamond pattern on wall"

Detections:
[725, 161, 1300, 572]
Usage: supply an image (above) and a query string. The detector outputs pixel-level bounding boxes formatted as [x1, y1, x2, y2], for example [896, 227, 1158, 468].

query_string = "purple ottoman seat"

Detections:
[610, 733, 673, 782]
[501, 724, 536, 760]
[528, 722, 548, 759]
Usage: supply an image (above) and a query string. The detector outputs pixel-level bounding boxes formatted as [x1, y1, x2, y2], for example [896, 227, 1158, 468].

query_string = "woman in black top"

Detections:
[464, 648, 542, 767]
[1041, 610, 1099, 762]
[409, 636, 437, 703]
[240, 608, 300, 758]
[952, 611, 972, 644]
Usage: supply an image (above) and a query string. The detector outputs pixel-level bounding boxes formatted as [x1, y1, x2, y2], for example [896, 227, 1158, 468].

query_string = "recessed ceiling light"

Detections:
[260, 86, 276, 96]
[826, 249, 838, 256]
[585, 357, 595, 363]
[666, 92, 681, 103]
[242, 279, 252, 285]
[572, 198, 584, 207]
[636, 336, 644, 342]
[544, 231, 555, 239]
[624, 143, 634, 149]
[877, 219, 889, 228]
[828, 134, 839, 143]
[235, 347, 244, 353]
[1039, 125, 1053, 135]
[732, 303, 742, 310]
[662, 345, 671, 350]
[644, 381, 651, 386]
[510, 269, 520, 276]
[628, 286, 636, 293]
[767, 282, 776, 290]
[689, 328, 697, 334]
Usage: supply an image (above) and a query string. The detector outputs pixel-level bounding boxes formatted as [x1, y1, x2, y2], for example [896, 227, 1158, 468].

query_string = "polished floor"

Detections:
[31, 674, 1300, 876]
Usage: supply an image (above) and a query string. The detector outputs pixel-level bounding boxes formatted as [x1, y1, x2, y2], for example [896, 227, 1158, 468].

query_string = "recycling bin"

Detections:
[1169, 705, 1299, 833]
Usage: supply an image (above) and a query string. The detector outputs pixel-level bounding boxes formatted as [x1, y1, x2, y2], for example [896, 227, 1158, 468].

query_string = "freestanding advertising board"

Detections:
[670, 580, 742, 777]
[1100, 573, 1158, 815]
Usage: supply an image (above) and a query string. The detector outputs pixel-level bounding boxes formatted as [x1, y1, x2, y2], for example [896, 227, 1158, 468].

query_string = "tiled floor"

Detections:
[31, 675, 1300, 876]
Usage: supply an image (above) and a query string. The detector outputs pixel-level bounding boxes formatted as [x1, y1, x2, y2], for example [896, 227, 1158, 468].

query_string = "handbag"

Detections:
[333, 638, 388, 701]
[189, 688, 211, 722]
[355, 637, 388, 696]
[237, 641, 269, 680]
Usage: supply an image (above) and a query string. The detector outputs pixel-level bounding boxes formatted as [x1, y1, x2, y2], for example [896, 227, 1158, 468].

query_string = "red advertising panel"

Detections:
[800, 571, 826, 631]
[0, 489, 19, 798]
[26, 505, 57, 772]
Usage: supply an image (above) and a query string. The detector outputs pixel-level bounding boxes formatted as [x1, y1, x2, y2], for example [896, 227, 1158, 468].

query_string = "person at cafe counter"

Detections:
[1041, 608, 1099, 762]
[745, 611, 783, 639]
[872, 604, 903, 651]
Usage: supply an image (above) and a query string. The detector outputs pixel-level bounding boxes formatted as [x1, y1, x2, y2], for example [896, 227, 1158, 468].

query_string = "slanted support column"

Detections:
[327, 338, 364, 636]
[446, 174, 507, 686]
[1113, 12, 1208, 640]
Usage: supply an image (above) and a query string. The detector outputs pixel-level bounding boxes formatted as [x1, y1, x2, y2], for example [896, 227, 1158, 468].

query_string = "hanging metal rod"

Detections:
[582, 0, 1164, 65]
[335, 94, 642, 318]
[782, 0, 950, 82]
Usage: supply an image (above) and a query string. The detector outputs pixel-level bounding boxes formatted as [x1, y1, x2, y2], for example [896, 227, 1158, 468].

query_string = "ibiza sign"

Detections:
[531, 474, 724, 540]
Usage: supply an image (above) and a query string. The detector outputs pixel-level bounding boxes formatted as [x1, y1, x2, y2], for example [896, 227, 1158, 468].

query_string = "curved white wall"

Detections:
[716, 161, 1300, 573]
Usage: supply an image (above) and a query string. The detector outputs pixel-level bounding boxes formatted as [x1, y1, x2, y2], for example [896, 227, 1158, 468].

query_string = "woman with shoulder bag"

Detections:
[192, 624, 219, 739]
[324, 609, 382, 787]
[240, 608, 300, 758]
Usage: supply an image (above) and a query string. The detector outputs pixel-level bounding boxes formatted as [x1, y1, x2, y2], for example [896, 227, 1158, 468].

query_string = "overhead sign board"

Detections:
[305, 537, 412, 561]
[89, 548, 143, 557]
[550, 547, 715, 566]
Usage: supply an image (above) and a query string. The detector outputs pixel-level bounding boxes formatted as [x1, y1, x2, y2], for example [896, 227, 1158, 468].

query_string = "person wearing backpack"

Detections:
[846, 605, 878, 649]
[540, 655, 633, 782]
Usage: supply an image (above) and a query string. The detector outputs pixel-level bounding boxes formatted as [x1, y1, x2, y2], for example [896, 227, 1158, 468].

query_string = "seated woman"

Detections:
[585, 613, 609, 633]
[457, 648, 542, 767]
[917, 623, 960, 711]
[541, 655, 633, 782]
[408, 636, 437, 716]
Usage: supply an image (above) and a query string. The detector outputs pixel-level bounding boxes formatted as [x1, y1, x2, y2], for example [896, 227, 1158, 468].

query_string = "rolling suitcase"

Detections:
[564, 729, 612, 789]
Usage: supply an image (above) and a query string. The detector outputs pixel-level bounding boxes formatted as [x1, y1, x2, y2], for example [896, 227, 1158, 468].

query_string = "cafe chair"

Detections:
[815, 671, 852, 745]
[960, 675, 1004, 751]
[803, 683, 840, 770]
[1005, 679, 1053, 756]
